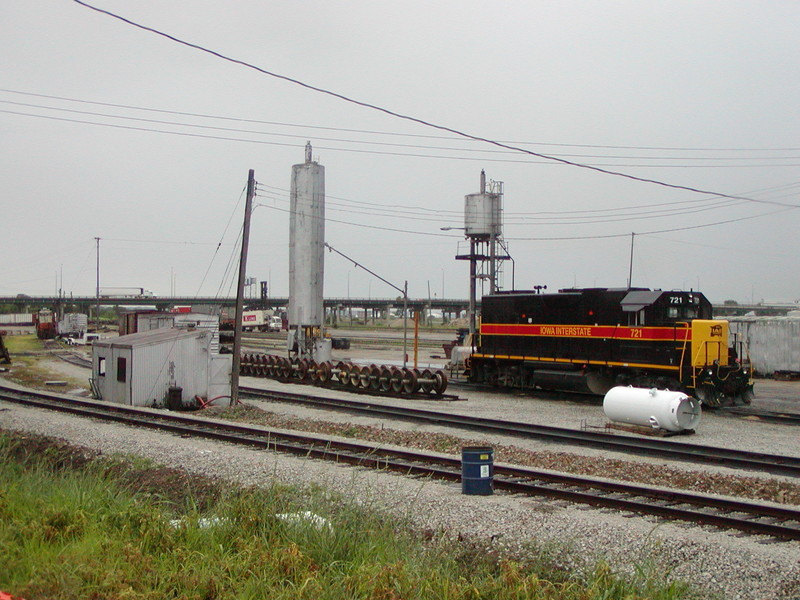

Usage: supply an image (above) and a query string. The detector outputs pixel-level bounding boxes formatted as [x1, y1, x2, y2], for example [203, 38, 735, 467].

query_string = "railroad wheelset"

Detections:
[238, 352, 448, 397]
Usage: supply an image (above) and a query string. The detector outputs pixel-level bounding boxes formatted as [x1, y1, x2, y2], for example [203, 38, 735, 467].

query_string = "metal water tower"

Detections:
[455, 170, 511, 334]
[288, 142, 331, 361]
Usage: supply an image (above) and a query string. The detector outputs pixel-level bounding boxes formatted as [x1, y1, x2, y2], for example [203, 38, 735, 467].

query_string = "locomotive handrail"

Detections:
[675, 321, 691, 388]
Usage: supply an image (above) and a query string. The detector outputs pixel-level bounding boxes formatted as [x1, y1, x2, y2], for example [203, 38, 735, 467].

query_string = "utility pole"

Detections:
[95, 237, 100, 331]
[230, 169, 255, 406]
[627, 232, 635, 289]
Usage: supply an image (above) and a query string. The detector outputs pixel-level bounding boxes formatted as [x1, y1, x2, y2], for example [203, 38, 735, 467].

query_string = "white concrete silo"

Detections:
[288, 142, 330, 360]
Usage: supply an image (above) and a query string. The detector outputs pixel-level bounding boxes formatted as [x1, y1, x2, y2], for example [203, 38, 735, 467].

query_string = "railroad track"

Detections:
[54, 351, 93, 369]
[720, 407, 800, 426]
[239, 386, 800, 478]
[2, 386, 799, 541]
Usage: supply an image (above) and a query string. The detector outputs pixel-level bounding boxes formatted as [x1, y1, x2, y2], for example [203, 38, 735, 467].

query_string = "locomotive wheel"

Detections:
[389, 367, 404, 393]
[695, 384, 720, 407]
[281, 357, 292, 379]
[368, 365, 381, 391]
[336, 362, 350, 385]
[400, 368, 419, 395]
[297, 359, 309, 381]
[379, 366, 393, 392]
[317, 361, 332, 384]
[358, 365, 369, 388]
[308, 360, 319, 383]
[266, 355, 277, 377]
[419, 369, 434, 394]
[738, 387, 755, 405]
[349, 365, 362, 388]
[432, 369, 448, 396]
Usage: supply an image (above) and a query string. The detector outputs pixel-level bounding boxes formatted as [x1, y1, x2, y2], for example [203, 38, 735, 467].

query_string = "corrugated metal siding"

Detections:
[174, 314, 220, 354]
[130, 334, 207, 406]
[0, 313, 34, 325]
[728, 317, 800, 374]
[137, 314, 176, 333]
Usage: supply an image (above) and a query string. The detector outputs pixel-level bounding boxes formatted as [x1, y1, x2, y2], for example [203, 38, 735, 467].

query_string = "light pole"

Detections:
[95, 237, 100, 331]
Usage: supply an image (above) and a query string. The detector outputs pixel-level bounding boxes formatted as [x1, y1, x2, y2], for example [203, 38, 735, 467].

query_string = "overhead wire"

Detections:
[4, 97, 799, 165]
[9, 106, 800, 172]
[256, 183, 773, 226]
[70, 0, 800, 208]
[193, 184, 247, 298]
[3, 88, 798, 152]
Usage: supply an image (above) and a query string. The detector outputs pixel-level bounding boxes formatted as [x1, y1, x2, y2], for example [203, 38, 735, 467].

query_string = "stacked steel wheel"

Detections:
[239, 353, 448, 397]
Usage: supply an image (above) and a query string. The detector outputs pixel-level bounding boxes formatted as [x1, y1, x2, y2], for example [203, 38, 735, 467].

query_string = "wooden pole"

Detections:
[231, 169, 255, 406]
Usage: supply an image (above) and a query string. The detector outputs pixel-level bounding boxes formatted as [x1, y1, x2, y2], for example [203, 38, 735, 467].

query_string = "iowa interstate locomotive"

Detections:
[467, 288, 753, 406]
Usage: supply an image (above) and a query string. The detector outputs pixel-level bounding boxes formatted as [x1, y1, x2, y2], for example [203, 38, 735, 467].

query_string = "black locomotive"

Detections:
[467, 287, 753, 406]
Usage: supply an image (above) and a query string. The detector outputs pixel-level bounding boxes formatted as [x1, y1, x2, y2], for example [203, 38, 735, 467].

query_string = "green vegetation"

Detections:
[2, 334, 44, 354]
[0, 431, 691, 600]
[0, 335, 88, 391]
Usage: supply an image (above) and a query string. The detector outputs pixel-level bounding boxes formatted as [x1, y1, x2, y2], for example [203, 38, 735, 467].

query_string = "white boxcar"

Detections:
[91, 328, 231, 407]
[728, 316, 800, 375]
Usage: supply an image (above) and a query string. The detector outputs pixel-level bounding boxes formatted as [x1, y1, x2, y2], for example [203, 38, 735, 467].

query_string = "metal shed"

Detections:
[728, 316, 800, 375]
[91, 327, 231, 407]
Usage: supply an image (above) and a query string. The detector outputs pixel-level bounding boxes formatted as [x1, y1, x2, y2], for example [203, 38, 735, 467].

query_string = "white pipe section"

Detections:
[603, 386, 702, 432]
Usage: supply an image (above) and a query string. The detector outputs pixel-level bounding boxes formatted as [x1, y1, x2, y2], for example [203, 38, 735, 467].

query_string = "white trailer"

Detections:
[242, 309, 277, 332]
[99, 287, 154, 298]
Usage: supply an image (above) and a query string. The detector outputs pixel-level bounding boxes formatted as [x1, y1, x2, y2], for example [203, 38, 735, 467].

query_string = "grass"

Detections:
[0, 431, 692, 600]
[2, 334, 45, 354]
[1, 335, 90, 391]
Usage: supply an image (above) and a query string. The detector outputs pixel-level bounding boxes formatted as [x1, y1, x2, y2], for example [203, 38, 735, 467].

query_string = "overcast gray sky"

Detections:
[2, 1, 798, 304]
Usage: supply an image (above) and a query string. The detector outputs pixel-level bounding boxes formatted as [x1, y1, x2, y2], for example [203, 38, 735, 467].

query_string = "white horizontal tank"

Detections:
[603, 386, 701, 432]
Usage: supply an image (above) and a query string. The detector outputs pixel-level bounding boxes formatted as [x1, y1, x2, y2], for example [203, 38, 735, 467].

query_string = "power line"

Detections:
[8, 107, 800, 172]
[4, 87, 799, 153]
[5, 97, 800, 163]
[504, 207, 796, 241]
[258, 185, 754, 226]
[253, 192, 796, 242]
[71, 0, 800, 207]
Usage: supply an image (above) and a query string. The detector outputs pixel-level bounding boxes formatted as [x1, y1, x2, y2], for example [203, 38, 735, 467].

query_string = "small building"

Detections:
[91, 327, 231, 407]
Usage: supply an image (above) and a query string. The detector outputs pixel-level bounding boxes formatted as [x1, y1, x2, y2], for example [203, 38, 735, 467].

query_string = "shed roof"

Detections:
[93, 327, 203, 350]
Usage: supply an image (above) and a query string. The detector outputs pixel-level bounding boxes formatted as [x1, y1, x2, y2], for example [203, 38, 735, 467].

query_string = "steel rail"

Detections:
[720, 407, 800, 426]
[239, 386, 800, 478]
[1, 387, 799, 540]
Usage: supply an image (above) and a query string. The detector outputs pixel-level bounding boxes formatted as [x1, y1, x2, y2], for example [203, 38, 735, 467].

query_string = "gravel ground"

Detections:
[2, 376, 800, 599]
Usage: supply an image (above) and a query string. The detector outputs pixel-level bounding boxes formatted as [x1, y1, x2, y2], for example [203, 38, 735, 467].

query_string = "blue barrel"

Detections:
[461, 446, 494, 495]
